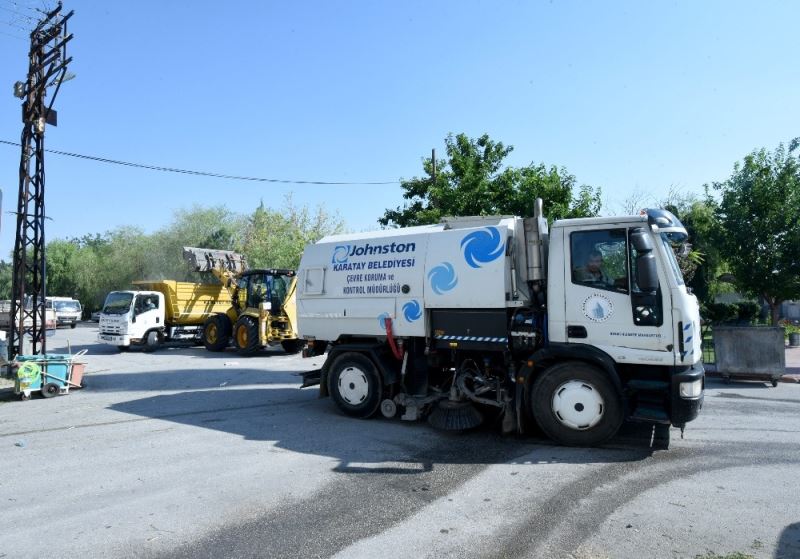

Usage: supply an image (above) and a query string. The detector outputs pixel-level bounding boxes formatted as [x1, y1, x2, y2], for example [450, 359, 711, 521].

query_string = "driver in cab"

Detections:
[574, 250, 612, 285]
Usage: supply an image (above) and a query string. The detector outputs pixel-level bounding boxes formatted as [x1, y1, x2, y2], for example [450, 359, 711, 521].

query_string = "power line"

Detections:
[0, 139, 400, 185]
[0, 26, 26, 39]
[1, 18, 29, 31]
[0, 4, 35, 23]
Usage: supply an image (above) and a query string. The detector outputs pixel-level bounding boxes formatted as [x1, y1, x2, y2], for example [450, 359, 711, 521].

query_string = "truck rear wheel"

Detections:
[530, 362, 623, 446]
[327, 352, 382, 418]
[233, 316, 260, 356]
[203, 314, 231, 352]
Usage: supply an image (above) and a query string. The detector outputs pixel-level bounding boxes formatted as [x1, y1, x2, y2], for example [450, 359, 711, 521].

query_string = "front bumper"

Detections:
[670, 361, 705, 427]
[98, 333, 131, 346]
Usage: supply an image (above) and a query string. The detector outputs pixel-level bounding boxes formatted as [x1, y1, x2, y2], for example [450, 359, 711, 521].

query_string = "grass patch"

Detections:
[694, 552, 756, 559]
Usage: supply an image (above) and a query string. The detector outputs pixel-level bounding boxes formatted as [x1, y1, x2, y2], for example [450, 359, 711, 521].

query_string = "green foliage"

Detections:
[702, 303, 738, 325]
[380, 133, 601, 227]
[713, 139, 800, 324]
[735, 301, 760, 324]
[37, 199, 341, 313]
[652, 192, 724, 304]
[694, 553, 754, 559]
[241, 195, 344, 269]
[0, 260, 12, 300]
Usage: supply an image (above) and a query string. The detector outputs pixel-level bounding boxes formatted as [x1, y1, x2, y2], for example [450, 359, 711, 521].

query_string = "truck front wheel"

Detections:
[233, 316, 260, 356]
[328, 352, 382, 418]
[142, 330, 162, 352]
[203, 314, 231, 352]
[530, 362, 623, 446]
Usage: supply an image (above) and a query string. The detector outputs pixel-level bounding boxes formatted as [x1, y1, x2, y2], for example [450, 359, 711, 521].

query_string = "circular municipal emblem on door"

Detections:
[583, 294, 614, 322]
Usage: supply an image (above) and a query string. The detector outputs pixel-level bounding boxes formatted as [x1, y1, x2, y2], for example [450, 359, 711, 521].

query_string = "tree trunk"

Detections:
[769, 300, 783, 326]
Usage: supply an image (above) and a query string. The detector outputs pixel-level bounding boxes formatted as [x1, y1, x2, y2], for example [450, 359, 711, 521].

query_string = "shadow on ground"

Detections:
[102, 370, 667, 475]
[776, 522, 800, 559]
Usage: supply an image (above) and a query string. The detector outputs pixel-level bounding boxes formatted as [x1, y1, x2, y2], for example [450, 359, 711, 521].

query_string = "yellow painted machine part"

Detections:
[283, 276, 298, 337]
[132, 280, 233, 326]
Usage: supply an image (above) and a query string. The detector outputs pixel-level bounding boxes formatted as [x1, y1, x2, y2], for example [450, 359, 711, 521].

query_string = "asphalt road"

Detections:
[1, 325, 798, 559]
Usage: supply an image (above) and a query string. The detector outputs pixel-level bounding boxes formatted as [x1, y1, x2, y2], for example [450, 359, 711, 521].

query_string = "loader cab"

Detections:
[236, 269, 296, 313]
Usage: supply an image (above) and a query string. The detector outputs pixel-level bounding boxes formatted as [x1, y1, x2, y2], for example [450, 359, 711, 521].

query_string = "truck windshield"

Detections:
[54, 301, 81, 312]
[660, 233, 685, 286]
[103, 292, 134, 314]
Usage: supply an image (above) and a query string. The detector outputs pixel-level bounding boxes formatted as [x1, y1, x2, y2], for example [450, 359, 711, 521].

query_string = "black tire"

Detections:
[203, 314, 232, 352]
[233, 316, 260, 356]
[142, 330, 161, 352]
[281, 339, 304, 354]
[41, 382, 60, 398]
[70, 322, 77, 329]
[327, 352, 383, 418]
[530, 361, 623, 446]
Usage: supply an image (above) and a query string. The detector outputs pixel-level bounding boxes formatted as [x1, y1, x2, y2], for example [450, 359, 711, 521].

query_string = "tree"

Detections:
[379, 133, 601, 227]
[713, 139, 800, 325]
[241, 196, 344, 269]
[0, 260, 12, 300]
[46, 239, 81, 299]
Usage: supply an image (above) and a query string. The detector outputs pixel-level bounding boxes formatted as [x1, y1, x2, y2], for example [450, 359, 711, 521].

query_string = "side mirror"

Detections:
[636, 253, 659, 293]
[630, 227, 653, 252]
[630, 228, 658, 293]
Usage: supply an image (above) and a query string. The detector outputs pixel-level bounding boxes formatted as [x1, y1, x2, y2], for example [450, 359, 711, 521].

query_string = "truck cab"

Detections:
[545, 210, 703, 428]
[45, 297, 83, 329]
[97, 291, 164, 350]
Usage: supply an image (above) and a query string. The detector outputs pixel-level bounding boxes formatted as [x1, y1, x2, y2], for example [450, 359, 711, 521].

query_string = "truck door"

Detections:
[563, 227, 674, 365]
[134, 293, 161, 329]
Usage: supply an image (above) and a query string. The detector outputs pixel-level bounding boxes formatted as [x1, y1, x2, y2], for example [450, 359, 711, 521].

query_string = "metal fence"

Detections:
[701, 327, 715, 365]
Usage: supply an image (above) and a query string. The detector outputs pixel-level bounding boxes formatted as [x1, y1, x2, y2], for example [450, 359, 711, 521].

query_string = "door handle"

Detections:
[567, 325, 587, 338]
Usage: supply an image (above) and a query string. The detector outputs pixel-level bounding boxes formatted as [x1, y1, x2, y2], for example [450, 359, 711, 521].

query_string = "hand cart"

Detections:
[13, 350, 88, 400]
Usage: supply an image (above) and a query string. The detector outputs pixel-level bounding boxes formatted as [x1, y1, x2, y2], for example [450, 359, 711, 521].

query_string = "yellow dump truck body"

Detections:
[132, 280, 232, 326]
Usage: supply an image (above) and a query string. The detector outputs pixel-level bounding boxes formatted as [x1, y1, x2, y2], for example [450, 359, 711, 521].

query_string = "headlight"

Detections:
[679, 379, 703, 398]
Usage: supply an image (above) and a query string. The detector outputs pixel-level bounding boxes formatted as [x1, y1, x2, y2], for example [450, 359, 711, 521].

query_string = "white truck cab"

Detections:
[46, 297, 82, 328]
[97, 291, 164, 349]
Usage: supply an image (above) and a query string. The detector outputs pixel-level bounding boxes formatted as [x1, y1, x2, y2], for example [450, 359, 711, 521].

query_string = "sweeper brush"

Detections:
[427, 400, 484, 431]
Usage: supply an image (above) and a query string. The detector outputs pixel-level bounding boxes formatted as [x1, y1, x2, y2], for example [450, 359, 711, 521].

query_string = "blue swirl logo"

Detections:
[332, 245, 350, 264]
[461, 227, 505, 268]
[377, 312, 391, 330]
[428, 262, 458, 295]
[402, 300, 422, 322]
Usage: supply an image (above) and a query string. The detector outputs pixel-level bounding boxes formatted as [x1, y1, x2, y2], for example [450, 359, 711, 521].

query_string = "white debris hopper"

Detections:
[297, 216, 536, 344]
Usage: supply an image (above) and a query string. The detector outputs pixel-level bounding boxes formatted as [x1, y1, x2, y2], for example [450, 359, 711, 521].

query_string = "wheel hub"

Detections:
[551, 380, 604, 430]
[338, 366, 369, 405]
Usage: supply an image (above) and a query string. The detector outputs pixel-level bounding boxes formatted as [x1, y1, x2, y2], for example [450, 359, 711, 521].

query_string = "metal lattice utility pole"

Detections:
[9, 2, 73, 360]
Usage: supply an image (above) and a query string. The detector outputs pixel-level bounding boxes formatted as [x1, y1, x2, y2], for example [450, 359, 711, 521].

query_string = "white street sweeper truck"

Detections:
[297, 200, 703, 446]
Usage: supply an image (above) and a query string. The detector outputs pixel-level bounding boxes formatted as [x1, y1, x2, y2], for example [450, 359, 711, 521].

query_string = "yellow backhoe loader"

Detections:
[182, 247, 302, 355]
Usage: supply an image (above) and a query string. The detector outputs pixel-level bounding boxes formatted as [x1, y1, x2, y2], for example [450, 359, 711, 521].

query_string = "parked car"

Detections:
[90, 310, 102, 322]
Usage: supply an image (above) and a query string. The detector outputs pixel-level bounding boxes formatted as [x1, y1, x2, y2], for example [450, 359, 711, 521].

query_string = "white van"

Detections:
[45, 297, 82, 328]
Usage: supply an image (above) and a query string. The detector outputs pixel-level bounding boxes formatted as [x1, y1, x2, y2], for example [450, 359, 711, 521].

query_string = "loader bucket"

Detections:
[183, 247, 248, 274]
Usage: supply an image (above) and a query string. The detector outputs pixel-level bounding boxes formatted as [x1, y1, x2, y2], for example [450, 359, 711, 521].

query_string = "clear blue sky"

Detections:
[1, 0, 798, 259]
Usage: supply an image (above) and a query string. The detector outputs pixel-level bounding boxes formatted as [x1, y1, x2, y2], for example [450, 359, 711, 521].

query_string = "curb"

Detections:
[704, 369, 800, 384]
